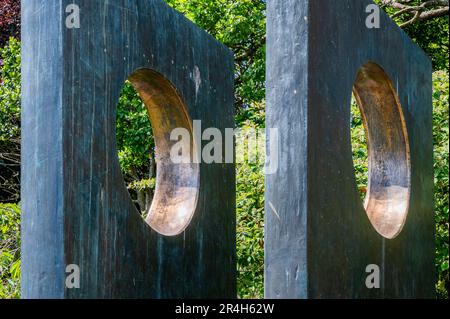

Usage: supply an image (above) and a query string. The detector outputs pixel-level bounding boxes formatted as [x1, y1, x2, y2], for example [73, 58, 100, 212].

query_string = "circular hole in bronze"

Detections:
[119, 68, 199, 236]
[351, 62, 411, 239]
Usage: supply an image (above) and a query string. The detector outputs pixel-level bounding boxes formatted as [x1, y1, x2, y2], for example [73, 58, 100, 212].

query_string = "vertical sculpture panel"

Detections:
[265, 0, 434, 298]
[21, 0, 235, 298]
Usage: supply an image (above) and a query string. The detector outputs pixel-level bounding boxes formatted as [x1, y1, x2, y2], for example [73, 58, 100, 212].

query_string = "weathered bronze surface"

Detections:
[353, 62, 411, 240]
[129, 69, 200, 237]
[21, 0, 235, 298]
[265, 0, 434, 298]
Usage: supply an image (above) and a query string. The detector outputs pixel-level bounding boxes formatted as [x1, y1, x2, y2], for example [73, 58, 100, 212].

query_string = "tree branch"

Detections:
[381, 0, 449, 28]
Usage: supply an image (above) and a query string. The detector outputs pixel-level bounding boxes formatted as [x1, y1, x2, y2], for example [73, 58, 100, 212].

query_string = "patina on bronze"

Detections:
[265, 0, 434, 298]
[128, 69, 200, 237]
[21, 0, 235, 298]
[353, 62, 411, 240]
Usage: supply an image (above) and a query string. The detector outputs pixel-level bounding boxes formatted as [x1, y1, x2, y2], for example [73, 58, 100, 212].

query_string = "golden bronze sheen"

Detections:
[353, 62, 410, 239]
[129, 69, 200, 236]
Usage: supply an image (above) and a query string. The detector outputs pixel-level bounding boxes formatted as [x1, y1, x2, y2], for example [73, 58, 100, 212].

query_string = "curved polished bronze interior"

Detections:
[127, 68, 199, 236]
[352, 62, 411, 239]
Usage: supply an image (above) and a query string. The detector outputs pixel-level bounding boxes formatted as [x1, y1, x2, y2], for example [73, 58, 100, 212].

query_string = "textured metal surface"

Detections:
[265, 0, 434, 298]
[21, 0, 235, 298]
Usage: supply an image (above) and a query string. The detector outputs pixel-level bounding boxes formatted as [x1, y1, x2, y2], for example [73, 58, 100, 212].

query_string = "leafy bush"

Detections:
[236, 157, 264, 299]
[0, 203, 20, 299]
[0, 37, 20, 203]
[236, 107, 265, 298]
[166, 0, 266, 111]
[374, 0, 449, 70]
[433, 71, 449, 299]
[0, 38, 21, 299]
[351, 95, 369, 200]
[116, 82, 156, 213]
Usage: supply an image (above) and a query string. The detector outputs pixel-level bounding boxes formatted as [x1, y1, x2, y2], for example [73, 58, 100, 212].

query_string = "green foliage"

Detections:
[166, 0, 266, 112]
[236, 159, 264, 298]
[236, 115, 265, 298]
[116, 81, 156, 206]
[0, 37, 20, 203]
[0, 37, 20, 139]
[0, 38, 21, 297]
[351, 96, 369, 200]
[404, 16, 449, 71]
[128, 178, 156, 193]
[236, 163, 264, 299]
[432, 70, 449, 299]
[0, 203, 20, 299]
[375, 0, 449, 70]
[116, 81, 154, 180]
